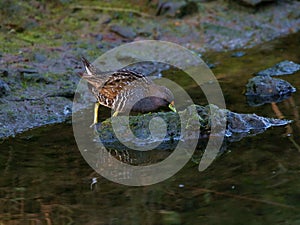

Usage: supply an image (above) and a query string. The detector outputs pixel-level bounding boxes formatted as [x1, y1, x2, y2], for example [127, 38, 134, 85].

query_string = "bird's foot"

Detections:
[90, 122, 101, 135]
[90, 122, 96, 128]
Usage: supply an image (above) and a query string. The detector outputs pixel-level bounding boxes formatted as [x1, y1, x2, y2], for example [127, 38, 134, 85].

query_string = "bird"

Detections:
[79, 57, 176, 126]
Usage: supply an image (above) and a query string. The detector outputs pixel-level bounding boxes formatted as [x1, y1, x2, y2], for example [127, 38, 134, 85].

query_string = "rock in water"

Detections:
[95, 104, 292, 150]
[256, 60, 300, 76]
[245, 75, 296, 106]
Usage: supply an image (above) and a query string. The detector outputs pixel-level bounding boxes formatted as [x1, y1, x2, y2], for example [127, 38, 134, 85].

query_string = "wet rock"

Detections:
[256, 60, 300, 76]
[18, 68, 39, 75]
[202, 22, 242, 37]
[0, 69, 9, 77]
[95, 104, 291, 150]
[0, 97, 72, 138]
[34, 53, 47, 63]
[0, 79, 10, 97]
[22, 73, 53, 84]
[45, 88, 75, 99]
[207, 63, 216, 69]
[121, 61, 171, 77]
[24, 18, 39, 30]
[231, 51, 246, 57]
[53, 34, 62, 39]
[245, 75, 296, 106]
[137, 24, 156, 37]
[156, 0, 198, 18]
[225, 109, 290, 142]
[109, 25, 136, 39]
[63, 105, 72, 116]
[94, 34, 103, 41]
[102, 17, 111, 24]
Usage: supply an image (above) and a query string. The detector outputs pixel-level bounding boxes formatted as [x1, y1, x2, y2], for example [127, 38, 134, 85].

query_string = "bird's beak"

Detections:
[169, 101, 176, 112]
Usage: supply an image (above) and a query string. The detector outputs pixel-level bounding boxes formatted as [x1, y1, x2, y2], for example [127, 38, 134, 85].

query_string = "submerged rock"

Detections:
[245, 75, 296, 106]
[256, 60, 300, 76]
[95, 104, 291, 150]
[231, 51, 246, 57]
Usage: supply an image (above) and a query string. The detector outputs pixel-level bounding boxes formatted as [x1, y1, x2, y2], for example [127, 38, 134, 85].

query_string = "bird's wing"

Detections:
[96, 71, 151, 108]
[101, 70, 149, 95]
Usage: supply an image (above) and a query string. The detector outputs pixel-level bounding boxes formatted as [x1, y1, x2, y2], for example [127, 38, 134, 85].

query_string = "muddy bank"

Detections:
[0, 0, 299, 138]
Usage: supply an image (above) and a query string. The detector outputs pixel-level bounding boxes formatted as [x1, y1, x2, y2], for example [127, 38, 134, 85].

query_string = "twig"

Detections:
[271, 101, 300, 152]
[71, 5, 153, 18]
[288, 136, 300, 152]
[4, 146, 14, 174]
[288, 97, 300, 128]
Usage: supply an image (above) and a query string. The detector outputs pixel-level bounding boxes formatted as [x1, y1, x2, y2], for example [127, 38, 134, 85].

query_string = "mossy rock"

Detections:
[95, 104, 291, 151]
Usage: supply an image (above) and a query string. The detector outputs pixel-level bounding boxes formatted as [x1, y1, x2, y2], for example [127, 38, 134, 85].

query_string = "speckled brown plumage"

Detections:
[80, 57, 176, 125]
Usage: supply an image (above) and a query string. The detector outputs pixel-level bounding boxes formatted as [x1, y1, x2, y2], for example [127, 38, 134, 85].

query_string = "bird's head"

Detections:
[168, 100, 176, 112]
[154, 85, 176, 113]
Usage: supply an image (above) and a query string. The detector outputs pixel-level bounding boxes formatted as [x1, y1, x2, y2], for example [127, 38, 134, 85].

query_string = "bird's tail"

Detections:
[81, 56, 97, 76]
[79, 56, 104, 88]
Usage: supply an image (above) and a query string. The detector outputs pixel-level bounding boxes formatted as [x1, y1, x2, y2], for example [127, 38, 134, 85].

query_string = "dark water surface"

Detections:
[1, 32, 300, 225]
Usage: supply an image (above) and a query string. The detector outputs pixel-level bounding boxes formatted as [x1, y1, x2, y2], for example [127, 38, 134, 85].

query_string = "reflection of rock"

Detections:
[233, 0, 275, 7]
[95, 104, 291, 150]
[156, 0, 198, 18]
[245, 75, 296, 106]
[256, 60, 300, 76]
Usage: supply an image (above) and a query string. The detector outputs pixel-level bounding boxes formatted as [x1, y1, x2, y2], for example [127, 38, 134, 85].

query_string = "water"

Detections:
[0, 32, 300, 225]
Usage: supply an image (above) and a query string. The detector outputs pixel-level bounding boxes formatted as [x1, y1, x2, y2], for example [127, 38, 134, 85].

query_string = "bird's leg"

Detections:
[90, 102, 100, 127]
[112, 111, 119, 117]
